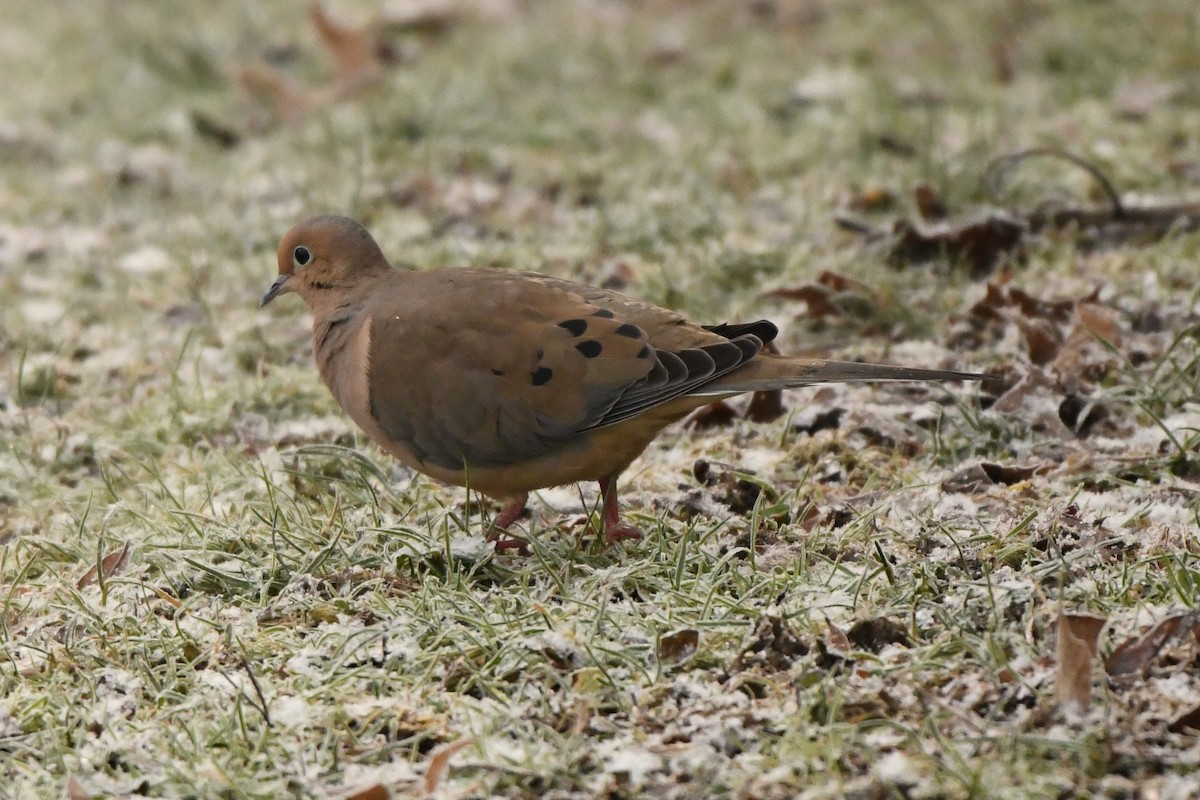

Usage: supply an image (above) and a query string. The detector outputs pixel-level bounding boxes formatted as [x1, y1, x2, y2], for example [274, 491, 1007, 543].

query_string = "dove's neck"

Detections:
[311, 300, 373, 428]
[309, 275, 385, 382]
[308, 271, 396, 433]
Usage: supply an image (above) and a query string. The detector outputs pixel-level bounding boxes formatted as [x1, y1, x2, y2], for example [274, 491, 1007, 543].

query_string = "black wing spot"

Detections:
[615, 323, 641, 338]
[592, 308, 615, 318]
[704, 320, 779, 345]
[559, 318, 588, 336]
[576, 340, 603, 358]
[532, 366, 553, 385]
[637, 344, 652, 359]
[492, 368, 506, 376]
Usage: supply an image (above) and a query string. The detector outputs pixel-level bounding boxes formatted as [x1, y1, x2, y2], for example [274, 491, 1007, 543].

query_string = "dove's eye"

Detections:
[293, 246, 312, 268]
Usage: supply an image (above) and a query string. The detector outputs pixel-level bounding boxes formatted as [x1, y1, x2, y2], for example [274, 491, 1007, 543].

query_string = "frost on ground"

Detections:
[2, 1, 1200, 799]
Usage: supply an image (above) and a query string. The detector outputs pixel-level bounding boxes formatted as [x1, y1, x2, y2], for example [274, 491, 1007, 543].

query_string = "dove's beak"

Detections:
[260, 274, 292, 307]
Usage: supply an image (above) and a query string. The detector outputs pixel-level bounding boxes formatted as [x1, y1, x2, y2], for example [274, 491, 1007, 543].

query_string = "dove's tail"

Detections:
[698, 354, 987, 395]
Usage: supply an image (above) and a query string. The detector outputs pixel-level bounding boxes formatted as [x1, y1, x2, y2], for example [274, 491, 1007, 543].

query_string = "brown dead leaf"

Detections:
[1168, 158, 1200, 182]
[687, 400, 738, 430]
[1052, 305, 1124, 391]
[597, 259, 634, 291]
[878, 133, 918, 157]
[190, 111, 241, 149]
[77, 541, 131, 589]
[980, 462, 1045, 485]
[846, 185, 896, 213]
[310, 2, 389, 93]
[941, 465, 994, 494]
[847, 617, 911, 652]
[567, 698, 590, 736]
[887, 211, 1026, 277]
[239, 3, 412, 130]
[670, 488, 722, 524]
[763, 270, 878, 319]
[1106, 613, 1194, 676]
[422, 738, 472, 795]
[913, 182, 948, 221]
[825, 619, 851, 656]
[987, 367, 1054, 414]
[343, 783, 390, 800]
[1013, 316, 1062, 365]
[763, 283, 837, 317]
[1056, 612, 1107, 714]
[990, 31, 1015, 84]
[692, 460, 777, 516]
[795, 503, 823, 531]
[745, 388, 785, 423]
[237, 65, 314, 127]
[794, 407, 843, 436]
[1057, 394, 1108, 437]
[1075, 302, 1121, 344]
[1169, 705, 1200, 735]
[967, 282, 1009, 323]
[744, 341, 786, 422]
[840, 697, 891, 724]
[737, 615, 809, 671]
[387, 173, 441, 210]
[658, 628, 700, 664]
[66, 775, 91, 800]
[941, 462, 1045, 493]
[1008, 286, 1087, 322]
[815, 269, 874, 296]
[819, 505, 856, 530]
[967, 284, 1121, 377]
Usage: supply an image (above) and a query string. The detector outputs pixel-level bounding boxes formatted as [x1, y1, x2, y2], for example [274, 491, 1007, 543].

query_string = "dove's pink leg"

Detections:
[486, 493, 529, 553]
[599, 476, 643, 545]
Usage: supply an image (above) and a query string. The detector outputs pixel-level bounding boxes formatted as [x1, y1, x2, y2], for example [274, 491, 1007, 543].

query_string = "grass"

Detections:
[3, 0, 1200, 797]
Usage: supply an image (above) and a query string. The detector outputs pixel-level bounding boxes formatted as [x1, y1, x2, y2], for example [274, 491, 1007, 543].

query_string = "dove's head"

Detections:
[262, 215, 391, 308]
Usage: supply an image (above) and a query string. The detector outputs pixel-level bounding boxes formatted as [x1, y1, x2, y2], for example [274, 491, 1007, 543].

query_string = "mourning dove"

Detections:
[262, 215, 984, 546]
